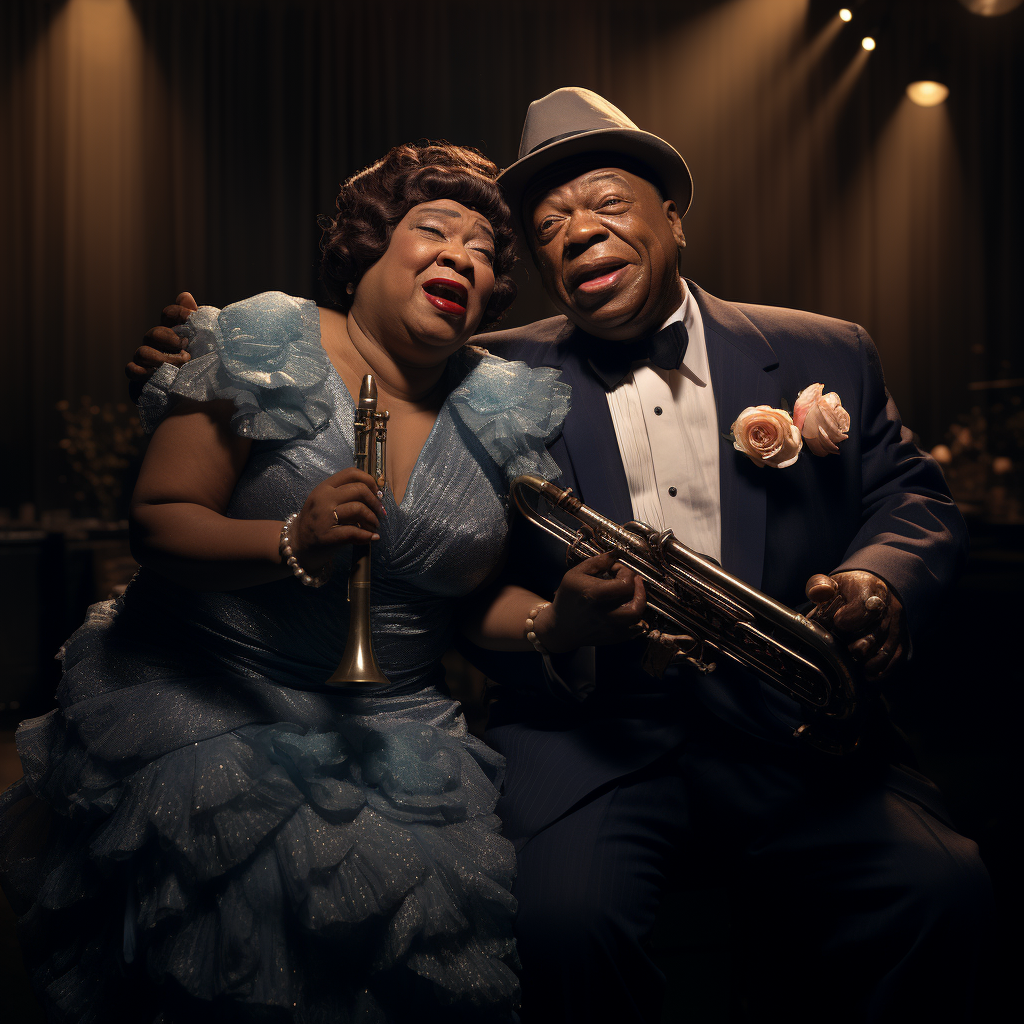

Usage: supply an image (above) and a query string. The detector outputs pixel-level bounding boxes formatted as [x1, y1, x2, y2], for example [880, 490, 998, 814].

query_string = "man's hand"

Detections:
[125, 292, 199, 382]
[534, 551, 647, 652]
[805, 570, 905, 683]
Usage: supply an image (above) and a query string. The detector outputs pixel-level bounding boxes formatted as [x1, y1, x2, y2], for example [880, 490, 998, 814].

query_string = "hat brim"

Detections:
[497, 127, 693, 228]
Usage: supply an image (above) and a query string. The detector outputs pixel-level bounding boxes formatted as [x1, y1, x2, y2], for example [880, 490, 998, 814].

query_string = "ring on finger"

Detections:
[332, 507, 340, 527]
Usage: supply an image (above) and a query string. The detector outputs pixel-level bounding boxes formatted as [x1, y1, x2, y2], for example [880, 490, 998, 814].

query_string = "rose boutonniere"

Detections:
[730, 406, 803, 469]
[730, 385, 850, 469]
[792, 383, 851, 457]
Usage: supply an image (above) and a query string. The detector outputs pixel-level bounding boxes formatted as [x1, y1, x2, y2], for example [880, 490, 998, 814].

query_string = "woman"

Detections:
[0, 142, 639, 1024]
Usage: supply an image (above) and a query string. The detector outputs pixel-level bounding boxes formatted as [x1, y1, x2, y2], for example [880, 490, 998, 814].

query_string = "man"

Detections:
[130, 89, 990, 1023]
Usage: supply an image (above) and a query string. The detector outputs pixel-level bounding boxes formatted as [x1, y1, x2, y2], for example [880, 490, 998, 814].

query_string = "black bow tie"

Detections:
[586, 321, 689, 390]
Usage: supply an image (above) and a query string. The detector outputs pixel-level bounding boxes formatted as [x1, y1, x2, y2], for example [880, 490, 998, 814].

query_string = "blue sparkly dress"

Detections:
[0, 292, 570, 1024]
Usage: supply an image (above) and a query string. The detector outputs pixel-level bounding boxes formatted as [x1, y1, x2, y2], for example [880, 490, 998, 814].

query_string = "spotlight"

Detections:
[861, 36, 876, 51]
[907, 80, 949, 106]
[839, 8, 853, 21]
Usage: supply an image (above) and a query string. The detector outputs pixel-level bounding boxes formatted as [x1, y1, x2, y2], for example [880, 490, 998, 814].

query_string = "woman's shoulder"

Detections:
[138, 292, 334, 441]
[446, 346, 571, 483]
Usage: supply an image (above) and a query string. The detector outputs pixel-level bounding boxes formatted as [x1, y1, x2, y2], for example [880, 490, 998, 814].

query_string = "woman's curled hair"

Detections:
[320, 142, 516, 328]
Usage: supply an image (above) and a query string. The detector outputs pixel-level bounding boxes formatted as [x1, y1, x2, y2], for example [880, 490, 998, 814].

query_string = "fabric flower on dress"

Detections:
[137, 291, 333, 440]
[792, 383, 851, 456]
[449, 347, 571, 483]
[730, 405, 803, 469]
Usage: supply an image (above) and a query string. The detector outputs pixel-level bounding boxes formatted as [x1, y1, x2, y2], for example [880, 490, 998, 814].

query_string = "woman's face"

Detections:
[350, 199, 497, 364]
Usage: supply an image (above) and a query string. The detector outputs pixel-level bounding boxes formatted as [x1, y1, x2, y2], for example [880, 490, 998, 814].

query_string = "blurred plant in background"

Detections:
[56, 397, 146, 522]
[931, 393, 1024, 522]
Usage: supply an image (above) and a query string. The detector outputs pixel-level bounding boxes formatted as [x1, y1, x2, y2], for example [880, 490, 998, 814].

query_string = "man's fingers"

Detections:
[864, 639, 903, 682]
[144, 325, 188, 353]
[158, 293, 198, 327]
[848, 629, 884, 663]
[131, 345, 190, 369]
[805, 573, 839, 605]
[833, 593, 886, 633]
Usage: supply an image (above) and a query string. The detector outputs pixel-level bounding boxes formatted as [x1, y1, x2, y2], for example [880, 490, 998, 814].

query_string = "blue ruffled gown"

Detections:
[0, 292, 570, 1024]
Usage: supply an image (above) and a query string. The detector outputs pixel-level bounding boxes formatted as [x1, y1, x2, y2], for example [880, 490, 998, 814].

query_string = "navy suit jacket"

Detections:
[468, 283, 967, 842]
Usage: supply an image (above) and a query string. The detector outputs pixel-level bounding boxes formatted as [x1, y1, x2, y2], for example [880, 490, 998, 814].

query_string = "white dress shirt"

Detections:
[604, 279, 722, 563]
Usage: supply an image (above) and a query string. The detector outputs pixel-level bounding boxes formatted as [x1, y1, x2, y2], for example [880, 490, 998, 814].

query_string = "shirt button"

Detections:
[668, 486, 678, 497]
[654, 406, 663, 415]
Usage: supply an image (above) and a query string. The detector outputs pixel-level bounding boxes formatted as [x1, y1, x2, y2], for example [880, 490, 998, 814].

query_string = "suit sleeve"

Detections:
[833, 325, 968, 643]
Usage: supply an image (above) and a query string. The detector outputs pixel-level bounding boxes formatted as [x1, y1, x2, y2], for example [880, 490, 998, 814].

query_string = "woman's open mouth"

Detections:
[423, 279, 468, 316]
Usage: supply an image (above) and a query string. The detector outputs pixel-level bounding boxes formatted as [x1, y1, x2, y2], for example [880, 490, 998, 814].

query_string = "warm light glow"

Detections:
[839, 8, 852, 20]
[861, 36, 876, 51]
[907, 81, 950, 107]
[957, 0, 1023, 15]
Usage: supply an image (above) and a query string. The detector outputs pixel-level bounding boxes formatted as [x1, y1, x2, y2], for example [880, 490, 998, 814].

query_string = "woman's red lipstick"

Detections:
[422, 278, 468, 316]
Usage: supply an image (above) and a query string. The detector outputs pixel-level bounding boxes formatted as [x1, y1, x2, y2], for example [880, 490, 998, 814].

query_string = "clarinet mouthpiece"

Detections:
[358, 375, 378, 410]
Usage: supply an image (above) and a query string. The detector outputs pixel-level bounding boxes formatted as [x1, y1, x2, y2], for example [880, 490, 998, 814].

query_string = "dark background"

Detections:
[1, 1, 1021, 1020]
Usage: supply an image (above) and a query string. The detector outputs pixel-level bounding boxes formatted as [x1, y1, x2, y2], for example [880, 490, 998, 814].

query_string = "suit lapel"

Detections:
[531, 292, 783, 590]
[691, 284, 782, 591]
[539, 328, 634, 525]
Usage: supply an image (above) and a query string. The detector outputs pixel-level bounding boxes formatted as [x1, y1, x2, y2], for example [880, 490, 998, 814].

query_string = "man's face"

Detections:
[526, 165, 685, 342]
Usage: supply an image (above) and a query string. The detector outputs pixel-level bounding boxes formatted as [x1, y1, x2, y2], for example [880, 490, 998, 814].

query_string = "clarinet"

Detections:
[326, 375, 391, 687]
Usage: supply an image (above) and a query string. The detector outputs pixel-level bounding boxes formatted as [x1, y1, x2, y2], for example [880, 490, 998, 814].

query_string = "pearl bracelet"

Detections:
[525, 602, 552, 655]
[279, 512, 333, 588]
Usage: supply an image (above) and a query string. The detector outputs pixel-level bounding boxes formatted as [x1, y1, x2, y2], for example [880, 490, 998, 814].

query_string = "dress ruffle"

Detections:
[1, 675, 519, 1022]
[448, 347, 570, 483]
[137, 292, 333, 441]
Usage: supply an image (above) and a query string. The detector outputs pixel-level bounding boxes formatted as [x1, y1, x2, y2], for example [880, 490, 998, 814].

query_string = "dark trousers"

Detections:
[508, 726, 992, 1023]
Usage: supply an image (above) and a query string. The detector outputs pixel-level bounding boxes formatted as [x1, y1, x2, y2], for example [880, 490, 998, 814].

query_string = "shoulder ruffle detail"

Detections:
[448, 347, 570, 483]
[136, 291, 333, 440]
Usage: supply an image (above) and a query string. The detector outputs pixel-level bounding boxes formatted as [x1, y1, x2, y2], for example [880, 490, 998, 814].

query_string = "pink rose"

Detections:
[730, 405, 803, 469]
[792, 383, 850, 457]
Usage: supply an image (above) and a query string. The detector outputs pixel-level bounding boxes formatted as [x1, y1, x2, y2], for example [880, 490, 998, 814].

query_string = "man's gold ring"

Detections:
[332, 508, 340, 527]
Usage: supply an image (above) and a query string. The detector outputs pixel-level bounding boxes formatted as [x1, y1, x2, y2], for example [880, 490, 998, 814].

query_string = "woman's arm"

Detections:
[130, 399, 288, 589]
[461, 552, 647, 653]
[130, 398, 385, 591]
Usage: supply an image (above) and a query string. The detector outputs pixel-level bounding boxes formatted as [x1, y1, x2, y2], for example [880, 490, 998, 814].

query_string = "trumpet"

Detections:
[327, 375, 390, 688]
[510, 474, 861, 755]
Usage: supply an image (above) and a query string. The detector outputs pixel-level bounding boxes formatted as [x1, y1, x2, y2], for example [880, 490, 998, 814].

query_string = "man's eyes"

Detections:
[536, 198, 626, 234]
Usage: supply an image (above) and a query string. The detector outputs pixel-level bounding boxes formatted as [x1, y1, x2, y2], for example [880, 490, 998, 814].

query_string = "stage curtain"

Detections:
[1, 0, 1019, 513]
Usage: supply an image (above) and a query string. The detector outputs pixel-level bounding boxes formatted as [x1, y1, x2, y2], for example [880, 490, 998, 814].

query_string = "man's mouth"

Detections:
[422, 278, 468, 316]
[568, 260, 630, 296]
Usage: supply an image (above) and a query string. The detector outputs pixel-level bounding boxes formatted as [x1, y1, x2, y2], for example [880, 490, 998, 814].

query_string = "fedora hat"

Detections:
[497, 87, 692, 219]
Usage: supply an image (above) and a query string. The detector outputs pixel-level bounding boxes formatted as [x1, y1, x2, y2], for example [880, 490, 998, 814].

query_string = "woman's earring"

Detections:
[346, 282, 355, 296]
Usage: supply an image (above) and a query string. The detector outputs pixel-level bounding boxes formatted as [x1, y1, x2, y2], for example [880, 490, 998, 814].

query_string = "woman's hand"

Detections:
[533, 551, 647, 653]
[291, 468, 388, 571]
